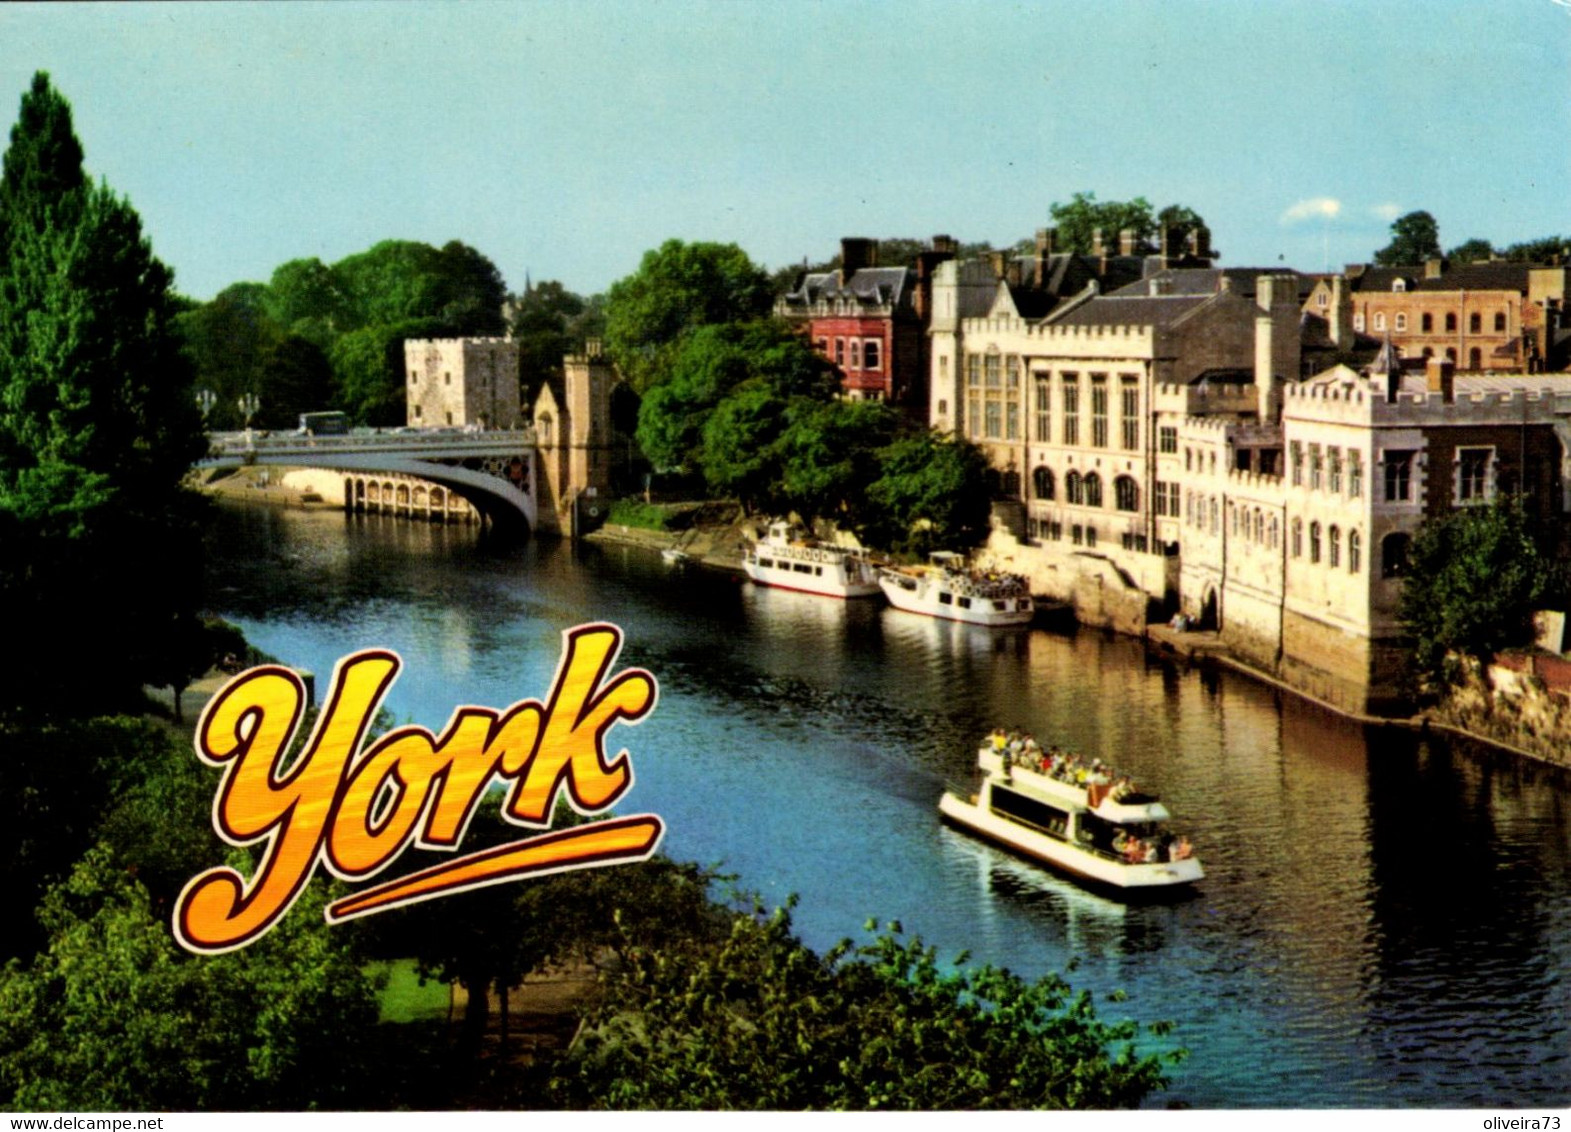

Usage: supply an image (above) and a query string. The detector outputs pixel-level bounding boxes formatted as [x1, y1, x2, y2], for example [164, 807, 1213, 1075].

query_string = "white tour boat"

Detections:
[742, 520, 882, 599]
[879, 552, 1034, 626]
[939, 746, 1203, 892]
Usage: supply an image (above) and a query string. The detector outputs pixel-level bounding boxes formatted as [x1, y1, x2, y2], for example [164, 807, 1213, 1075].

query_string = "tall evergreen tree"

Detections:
[0, 72, 207, 717]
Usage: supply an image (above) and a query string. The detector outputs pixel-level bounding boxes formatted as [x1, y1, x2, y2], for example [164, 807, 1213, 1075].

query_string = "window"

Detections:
[1421, 313, 1433, 332]
[1115, 476, 1139, 512]
[1329, 448, 1342, 493]
[1290, 441, 1304, 486]
[1353, 313, 1365, 332]
[1084, 472, 1103, 508]
[937, 399, 948, 417]
[849, 339, 862, 368]
[1230, 503, 1239, 537]
[985, 351, 1001, 388]
[1349, 452, 1363, 498]
[815, 337, 829, 355]
[1160, 426, 1178, 454]
[410, 370, 418, 385]
[1393, 279, 1407, 293]
[1384, 450, 1414, 502]
[1209, 497, 1219, 534]
[1120, 378, 1139, 450]
[1329, 525, 1341, 568]
[1062, 375, 1079, 445]
[1445, 313, 1457, 332]
[836, 338, 846, 365]
[1395, 313, 1408, 331]
[1291, 518, 1303, 558]
[444, 371, 451, 385]
[1071, 524, 1084, 545]
[1034, 378, 1051, 441]
[414, 404, 424, 419]
[1310, 444, 1323, 490]
[1185, 447, 1193, 472]
[1090, 376, 1109, 448]
[1494, 312, 1506, 332]
[1033, 466, 1055, 500]
[863, 339, 881, 370]
[939, 356, 949, 385]
[1317, 290, 1329, 308]
[984, 401, 1001, 439]
[1469, 347, 1482, 370]
[965, 353, 980, 386]
[1458, 447, 1491, 501]
[1381, 532, 1410, 578]
[1005, 402, 1019, 441]
[1066, 471, 1083, 505]
[966, 396, 980, 439]
[1005, 354, 1020, 388]
[1086, 526, 1097, 548]
[1469, 312, 1482, 334]
[1349, 529, 1362, 573]
[1374, 312, 1387, 331]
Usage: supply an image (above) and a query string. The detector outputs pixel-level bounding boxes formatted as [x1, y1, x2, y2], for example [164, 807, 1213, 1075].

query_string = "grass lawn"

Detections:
[370, 958, 451, 1024]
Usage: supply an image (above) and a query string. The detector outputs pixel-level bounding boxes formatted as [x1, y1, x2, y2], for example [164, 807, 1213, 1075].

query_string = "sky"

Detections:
[1, 1, 1567, 302]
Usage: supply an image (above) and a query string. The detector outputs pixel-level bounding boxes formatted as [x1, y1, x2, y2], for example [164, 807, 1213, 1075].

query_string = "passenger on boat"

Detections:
[1170, 836, 1193, 862]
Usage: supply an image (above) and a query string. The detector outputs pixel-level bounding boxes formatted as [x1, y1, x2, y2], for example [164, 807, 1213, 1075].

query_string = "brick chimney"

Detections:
[1425, 355, 1455, 403]
[913, 236, 958, 320]
[1160, 226, 1184, 269]
[839, 238, 877, 287]
[1034, 227, 1055, 288]
[989, 251, 1008, 280]
[1091, 228, 1106, 258]
[1328, 274, 1350, 347]
[1187, 225, 1213, 263]
[1424, 257, 1446, 281]
[1118, 228, 1138, 256]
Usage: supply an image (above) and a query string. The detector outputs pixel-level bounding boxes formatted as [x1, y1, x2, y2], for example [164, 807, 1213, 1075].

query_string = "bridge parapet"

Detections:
[205, 427, 536, 460]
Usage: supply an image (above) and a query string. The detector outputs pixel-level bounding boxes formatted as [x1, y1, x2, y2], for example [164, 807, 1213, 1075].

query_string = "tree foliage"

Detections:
[0, 72, 209, 718]
[1374, 210, 1442, 266]
[0, 847, 380, 1111]
[859, 431, 994, 555]
[1398, 497, 1551, 687]
[548, 904, 1177, 1110]
[603, 240, 773, 392]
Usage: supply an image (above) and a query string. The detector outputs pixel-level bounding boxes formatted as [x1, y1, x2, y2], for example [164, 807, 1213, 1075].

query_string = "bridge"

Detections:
[198, 428, 539, 533]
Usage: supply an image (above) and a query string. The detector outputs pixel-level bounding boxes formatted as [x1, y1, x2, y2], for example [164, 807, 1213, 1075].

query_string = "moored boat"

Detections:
[742, 520, 882, 599]
[939, 744, 1203, 891]
[879, 553, 1034, 626]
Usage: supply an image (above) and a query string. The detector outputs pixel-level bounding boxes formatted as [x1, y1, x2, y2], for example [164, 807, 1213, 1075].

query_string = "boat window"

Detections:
[793, 563, 812, 574]
[814, 567, 823, 576]
[994, 600, 1006, 611]
[939, 592, 953, 605]
[990, 785, 1070, 837]
[958, 596, 972, 608]
[759, 558, 773, 568]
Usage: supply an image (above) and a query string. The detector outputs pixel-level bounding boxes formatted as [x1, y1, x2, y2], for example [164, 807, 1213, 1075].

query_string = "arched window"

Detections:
[1349, 529, 1362, 573]
[1291, 518, 1303, 558]
[1032, 466, 1055, 500]
[1084, 472, 1103, 508]
[1002, 470, 1021, 498]
[1329, 525, 1341, 568]
[1114, 475, 1139, 512]
[1494, 312, 1506, 332]
[1445, 313, 1457, 332]
[1468, 347, 1482, 370]
[1469, 312, 1482, 334]
[1269, 516, 1279, 548]
[1421, 312, 1433, 332]
[1309, 522, 1322, 563]
[1381, 532, 1410, 578]
[1254, 509, 1264, 543]
[1209, 497, 1219, 534]
[1066, 471, 1083, 505]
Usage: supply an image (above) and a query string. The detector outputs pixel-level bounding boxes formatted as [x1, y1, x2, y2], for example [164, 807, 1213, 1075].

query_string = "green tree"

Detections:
[263, 256, 347, 344]
[858, 432, 994, 555]
[548, 905, 1176, 1110]
[1500, 235, 1571, 264]
[0, 72, 209, 719]
[1049, 193, 1158, 255]
[1446, 238, 1495, 264]
[1398, 497, 1551, 688]
[1374, 210, 1442, 266]
[511, 279, 587, 403]
[0, 848, 380, 1110]
[174, 282, 281, 429]
[604, 240, 773, 391]
[700, 380, 789, 514]
[776, 398, 901, 532]
[634, 320, 837, 472]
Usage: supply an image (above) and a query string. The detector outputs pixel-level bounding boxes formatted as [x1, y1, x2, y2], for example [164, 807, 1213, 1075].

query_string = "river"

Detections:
[204, 502, 1571, 1109]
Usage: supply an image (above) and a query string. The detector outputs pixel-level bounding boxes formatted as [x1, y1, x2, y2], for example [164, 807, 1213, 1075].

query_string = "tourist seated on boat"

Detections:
[989, 728, 1008, 752]
[1170, 836, 1193, 861]
[1112, 830, 1130, 856]
[1110, 776, 1135, 803]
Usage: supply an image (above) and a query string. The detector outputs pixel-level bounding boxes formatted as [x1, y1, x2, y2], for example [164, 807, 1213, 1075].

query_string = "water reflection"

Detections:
[204, 504, 1571, 1108]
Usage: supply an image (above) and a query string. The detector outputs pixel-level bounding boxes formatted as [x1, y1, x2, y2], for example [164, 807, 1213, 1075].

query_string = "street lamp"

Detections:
[195, 387, 216, 421]
[238, 393, 260, 446]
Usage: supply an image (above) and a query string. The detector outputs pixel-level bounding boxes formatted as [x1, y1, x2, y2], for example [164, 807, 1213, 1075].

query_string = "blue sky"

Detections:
[2, 1, 1567, 301]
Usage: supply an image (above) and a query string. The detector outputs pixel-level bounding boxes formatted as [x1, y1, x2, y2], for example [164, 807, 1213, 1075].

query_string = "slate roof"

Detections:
[1106, 267, 1313, 301]
[1047, 293, 1212, 329]
[1348, 261, 1545, 294]
[780, 266, 912, 310]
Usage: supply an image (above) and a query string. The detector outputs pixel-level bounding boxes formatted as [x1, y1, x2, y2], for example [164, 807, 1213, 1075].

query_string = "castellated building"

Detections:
[404, 337, 523, 429]
[942, 259, 1571, 712]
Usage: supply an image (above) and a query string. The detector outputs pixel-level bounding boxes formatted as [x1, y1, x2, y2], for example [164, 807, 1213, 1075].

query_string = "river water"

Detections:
[204, 503, 1571, 1109]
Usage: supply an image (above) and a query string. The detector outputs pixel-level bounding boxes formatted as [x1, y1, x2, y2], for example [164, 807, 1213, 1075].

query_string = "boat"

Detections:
[879, 553, 1034, 626]
[742, 520, 882, 599]
[938, 745, 1203, 891]
[660, 547, 693, 566]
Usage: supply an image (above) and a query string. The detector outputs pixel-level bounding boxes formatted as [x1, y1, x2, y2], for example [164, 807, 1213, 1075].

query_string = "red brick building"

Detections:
[774, 237, 954, 409]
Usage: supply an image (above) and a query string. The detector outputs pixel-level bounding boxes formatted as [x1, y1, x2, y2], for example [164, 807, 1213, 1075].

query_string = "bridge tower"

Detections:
[533, 339, 621, 535]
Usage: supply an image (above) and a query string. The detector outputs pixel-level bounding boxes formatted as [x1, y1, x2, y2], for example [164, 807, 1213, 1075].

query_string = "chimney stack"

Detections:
[1328, 274, 1350, 347]
[1119, 228, 1138, 256]
[1091, 228, 1106, 258]
[1187, 225, 1213, 263]
[840, 237, 877, 286]
[1424, 257, 1446, 281]
[1160, 226, 1184, 268]
[1034, 227, 1055, 288]
[1425, 355, 1455, 403]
